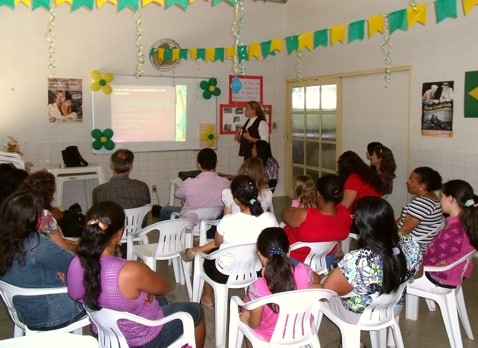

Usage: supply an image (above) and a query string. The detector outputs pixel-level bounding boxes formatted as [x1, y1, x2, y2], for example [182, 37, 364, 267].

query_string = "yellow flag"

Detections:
[189, 48, 197, 60]
[248, 43, 261, 60]
[407, 3, 427, 27]
[298, 32, 314, 51]
[15, 0, 31, 5]
[330, 25, 345, 46]
[368, 15, 384, 37]
[270, 38, 283, 52]
[172, 48, 180, 61]
[206, 48, 215, 62]
[97, 0, 117, 7]
[142, 0, 164, 6]
[463, 0, 478, 15]
[157, 48, 165, 60]
[225, 47, 235, 60]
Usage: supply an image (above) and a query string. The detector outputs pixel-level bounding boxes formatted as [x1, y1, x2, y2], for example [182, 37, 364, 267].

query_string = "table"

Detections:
[47, 165, 105, 208]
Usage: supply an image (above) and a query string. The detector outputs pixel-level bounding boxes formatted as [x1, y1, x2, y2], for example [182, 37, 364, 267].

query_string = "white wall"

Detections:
[0, 1, 287, 205]
[284, 0, 478, 197]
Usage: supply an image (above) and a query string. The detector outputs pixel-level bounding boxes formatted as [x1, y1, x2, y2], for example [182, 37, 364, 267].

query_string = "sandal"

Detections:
[179, 248, 195, 262]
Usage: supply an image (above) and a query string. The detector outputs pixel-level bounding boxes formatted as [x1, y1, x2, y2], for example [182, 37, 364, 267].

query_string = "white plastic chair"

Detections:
[319, 281, 409, 348]
[171, 207, 223, 247]
[0, 151, 25, 170]
[193, 243, 259, 348]
[228, 288, 337, 348]
[123, 204, 153, 260]
[130, 219, 195, 300]
[405, 250, 476, 348]
[0, 280, 90, 337]
[289, 241, 337, 276]
[84, 306, 196, 348]
[341, 232, 359, 255]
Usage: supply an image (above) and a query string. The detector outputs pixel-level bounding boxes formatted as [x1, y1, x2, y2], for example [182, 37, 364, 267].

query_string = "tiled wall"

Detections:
[410, 148, 478, 193]
[24, 135, 284, 211]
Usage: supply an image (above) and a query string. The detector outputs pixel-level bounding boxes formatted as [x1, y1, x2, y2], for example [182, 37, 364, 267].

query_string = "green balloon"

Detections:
[200, 81, 209, 90]
[203, 90, 212, 99]
[103, 128, 114, 138]
[91, 129, 102, 139]
[212, 87, 221, 96]
[209, 78, 217, 86]
[104, 140, 115, 151]
[92, 140, 103, 150]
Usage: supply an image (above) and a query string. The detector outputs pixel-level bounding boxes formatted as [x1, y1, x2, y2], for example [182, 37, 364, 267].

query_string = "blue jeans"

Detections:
[134, 302, 202, 348]
[159, 206, 182, 221]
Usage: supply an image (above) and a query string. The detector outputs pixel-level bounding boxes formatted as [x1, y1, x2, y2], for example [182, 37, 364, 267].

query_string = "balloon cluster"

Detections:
[91, 71, 114, 94]
[200, 78, 221, 99]
[91, 129, 115, 151]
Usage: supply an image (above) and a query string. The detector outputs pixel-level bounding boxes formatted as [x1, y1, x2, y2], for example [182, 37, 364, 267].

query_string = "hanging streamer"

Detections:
[381, 14, 392, 87]
[409, 0, 417, 11]
[230, 0, 245, 76]
[195, 60, 200, 98]
[134, 4, 145, 78]
[295, 49, 302, 85]
[46, 1, 56, 76]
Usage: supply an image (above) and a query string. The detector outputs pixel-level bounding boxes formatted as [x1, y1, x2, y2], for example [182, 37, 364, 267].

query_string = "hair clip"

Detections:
[270, 246, 284, 256]
[87, 219, 108, 231]
[464, 199, 475, 207]
[392, 247, 400, 256]
[249, 198, 257, 205]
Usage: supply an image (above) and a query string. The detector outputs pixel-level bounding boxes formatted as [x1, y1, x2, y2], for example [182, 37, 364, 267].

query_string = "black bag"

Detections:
[61, 146, 88, 167]
[58, 203, 86, 238]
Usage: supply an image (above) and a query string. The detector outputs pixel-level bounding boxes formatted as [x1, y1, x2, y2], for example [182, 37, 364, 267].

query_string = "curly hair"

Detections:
[337, 151, 383, 192]
[373, 145, 396, 179]
[294, 175, 317, 208]
[18, 170, 56, 210]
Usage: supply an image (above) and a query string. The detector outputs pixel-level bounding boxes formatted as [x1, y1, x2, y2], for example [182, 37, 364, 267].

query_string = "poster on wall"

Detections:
[228, 75, 263, 106]
[47, 78, 83, 123]
[220, 104, 272, 135]
[421, 81, 454, 137]
[464, 71, 478, 118]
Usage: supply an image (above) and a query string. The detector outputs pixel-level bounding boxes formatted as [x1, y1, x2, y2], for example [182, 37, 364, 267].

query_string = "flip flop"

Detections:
[179, 248, 195, 262]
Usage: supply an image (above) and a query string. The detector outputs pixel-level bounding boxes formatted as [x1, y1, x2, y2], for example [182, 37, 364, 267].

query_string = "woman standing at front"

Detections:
[235, 101, 269, 160]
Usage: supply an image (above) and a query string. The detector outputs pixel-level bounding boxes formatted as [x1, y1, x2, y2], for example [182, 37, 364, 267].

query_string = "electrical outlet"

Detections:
[152, 185, 157, 193]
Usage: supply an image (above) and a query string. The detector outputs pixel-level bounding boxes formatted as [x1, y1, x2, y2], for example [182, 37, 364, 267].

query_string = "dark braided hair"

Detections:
[231, 175, 264, 216]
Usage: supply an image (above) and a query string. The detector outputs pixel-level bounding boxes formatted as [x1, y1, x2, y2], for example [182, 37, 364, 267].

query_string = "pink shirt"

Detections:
[175, 171, 230, 210]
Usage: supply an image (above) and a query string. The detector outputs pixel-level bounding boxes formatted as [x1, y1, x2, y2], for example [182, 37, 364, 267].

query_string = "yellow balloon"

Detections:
[91, 70, 101, 81]
[91, 82, 101, 91]
[103, 73, 114, 83]
[102, 84, 113, 95]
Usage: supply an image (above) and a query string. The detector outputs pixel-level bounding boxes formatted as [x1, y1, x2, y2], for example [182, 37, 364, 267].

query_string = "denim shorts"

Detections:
[134, 302, 202, 348]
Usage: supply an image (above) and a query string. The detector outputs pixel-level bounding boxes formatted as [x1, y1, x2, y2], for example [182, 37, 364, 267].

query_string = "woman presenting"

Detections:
[235, 101, 269, 159]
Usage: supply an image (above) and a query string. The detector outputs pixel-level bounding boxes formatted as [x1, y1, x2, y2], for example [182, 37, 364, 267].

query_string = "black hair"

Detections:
[316, 174, 343, 204]
[77, 201, 125, 310]
[0, 168, 28, 206]
[257, 227, 295, 312]
[367, 142, 383, 156]
[337, 151, 383, 192]
[230, 175, 264, 216]
[412, 167, 442, 191]
[355, 197, 408, 294]
[254, 140, 273, 164]
[197, 148, 217, 170]
[0, 191, 43, 276]
[442, 180, 478, 249]
[372, 145, 397, 179]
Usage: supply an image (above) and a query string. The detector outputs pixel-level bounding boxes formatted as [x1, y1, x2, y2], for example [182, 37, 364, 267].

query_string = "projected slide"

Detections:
[111, 84, 187, 143]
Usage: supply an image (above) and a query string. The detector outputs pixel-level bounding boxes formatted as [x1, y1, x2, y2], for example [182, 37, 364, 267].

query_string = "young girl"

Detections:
[422, 179, 478, 287]
[290, 175, 317, 208]
[240, 227, 320, 343]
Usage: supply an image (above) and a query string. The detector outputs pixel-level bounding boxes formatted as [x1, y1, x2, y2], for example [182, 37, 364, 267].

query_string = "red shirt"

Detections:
[344, 173, 382, 213]
[285, 205, 352, 262]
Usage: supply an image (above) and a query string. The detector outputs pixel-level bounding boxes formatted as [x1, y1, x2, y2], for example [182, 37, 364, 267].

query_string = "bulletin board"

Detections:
[228, 75, 263, 106]
[220, 104, 272, 134]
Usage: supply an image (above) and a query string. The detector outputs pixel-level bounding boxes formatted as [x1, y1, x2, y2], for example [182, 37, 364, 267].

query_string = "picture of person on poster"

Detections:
[47, 78, 82, 123]
[421, 81, 454, 137]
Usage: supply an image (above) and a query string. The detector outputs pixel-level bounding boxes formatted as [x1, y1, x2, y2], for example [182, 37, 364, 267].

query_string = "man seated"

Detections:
[92, 148, 151, 209]
[160, 148, 230, 221]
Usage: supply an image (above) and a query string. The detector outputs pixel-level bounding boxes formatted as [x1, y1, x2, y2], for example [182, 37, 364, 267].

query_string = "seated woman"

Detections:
[252, 140, 279, 191]
[222, 157, 273, 214]
[290, 174, 317, 208]
[282, 174, 352, 268]
[0, 191, 85, 331]
[319, 197, 422, 324]
[421, 180, 478, 288]
[240, 227, 321, 345]
[19, 170, 78, 253]
[397, 166, 444, 253]
[181, 175, 278, 307]
[67, 201, 206, 348]
[370, 144, 397, 196]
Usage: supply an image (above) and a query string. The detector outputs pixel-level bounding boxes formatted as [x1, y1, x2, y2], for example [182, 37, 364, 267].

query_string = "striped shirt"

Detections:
[398, 196, 444, 253]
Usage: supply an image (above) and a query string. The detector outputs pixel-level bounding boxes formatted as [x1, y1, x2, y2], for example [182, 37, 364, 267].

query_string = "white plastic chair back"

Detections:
[289, 241, 337, 275]
[0, 280, 90, 337]
[123, 204, 152, 260]
[175, 207, 223, 247]
[193, 243, 259, 347]
[406, 250, 476, 348]
[84, 306, 196, 348]
[412, 219, 445, 242]
[319, 281, 408, 348]
[130, 219, 195, 300]
[0, 151, 25, 170]
[229, 288, 337, 348]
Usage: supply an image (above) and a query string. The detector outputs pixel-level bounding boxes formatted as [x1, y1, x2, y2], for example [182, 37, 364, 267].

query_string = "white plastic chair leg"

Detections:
[171, 258, 182, 284]
[181, 260, 193, 301]
[439, 293, 462, 348]
[341, 328, 361, 348]
[426, 298, 436, 311]
[405, 294, 419, 321]
[456, 287, 474, 340]
[13, 325, 24, 337]
[213, 285, 228, 348]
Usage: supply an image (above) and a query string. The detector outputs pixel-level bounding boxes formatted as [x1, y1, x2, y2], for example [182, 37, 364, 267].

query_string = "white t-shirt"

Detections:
[217, 211, 278, 269]
[221, 188, 273, 214]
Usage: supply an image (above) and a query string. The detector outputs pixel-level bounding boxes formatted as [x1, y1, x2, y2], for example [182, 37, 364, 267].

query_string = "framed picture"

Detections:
[228, 75, 263, 106]
[220, 104, 272, 135]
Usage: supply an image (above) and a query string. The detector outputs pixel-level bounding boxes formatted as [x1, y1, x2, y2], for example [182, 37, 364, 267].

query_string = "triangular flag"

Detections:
[313, 29, 328, 48]
[165, 0, 188, 9]
[389, 9, 408, 33]
[462, 0, 478, 15]
[261, 41, 272, 59]
[71, 0, 94, 10]
[407, 4, 427, 27]
[330, 25, 345, 46]
[189, 48, 197, 60]
[157, 48, 165, 60]
[435, 0, 457, 23]
[348, 20, 365, 43]
[206, 48, 215, 62]
[0, 0, 15, 8]
[237, 45, 248, 62]
[248, 43, 261, 60]
[172, 48, 180, 61]
[225, 46, 235, 60]
[31, 0, 49, 9]
[179, 49, 188, 60]
[164, 48, 173, 61]
[368, 15, 384, 37]
[270, 38, 282, 52]
[118, 0, 138, 10]
[142, 0, 163, 6]
[196, 48, 205, 61]
[298, 32, 313, 51]
[214, 47, 224, 62]
[55, 0, 73, 6]
[285, 35, 299, 54]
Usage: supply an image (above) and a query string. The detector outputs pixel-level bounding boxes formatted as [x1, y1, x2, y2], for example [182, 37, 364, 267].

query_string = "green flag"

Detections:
[464, 71, 478, 118]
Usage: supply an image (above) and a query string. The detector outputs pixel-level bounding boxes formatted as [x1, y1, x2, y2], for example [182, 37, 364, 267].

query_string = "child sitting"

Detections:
[290, 175, 317, 208]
